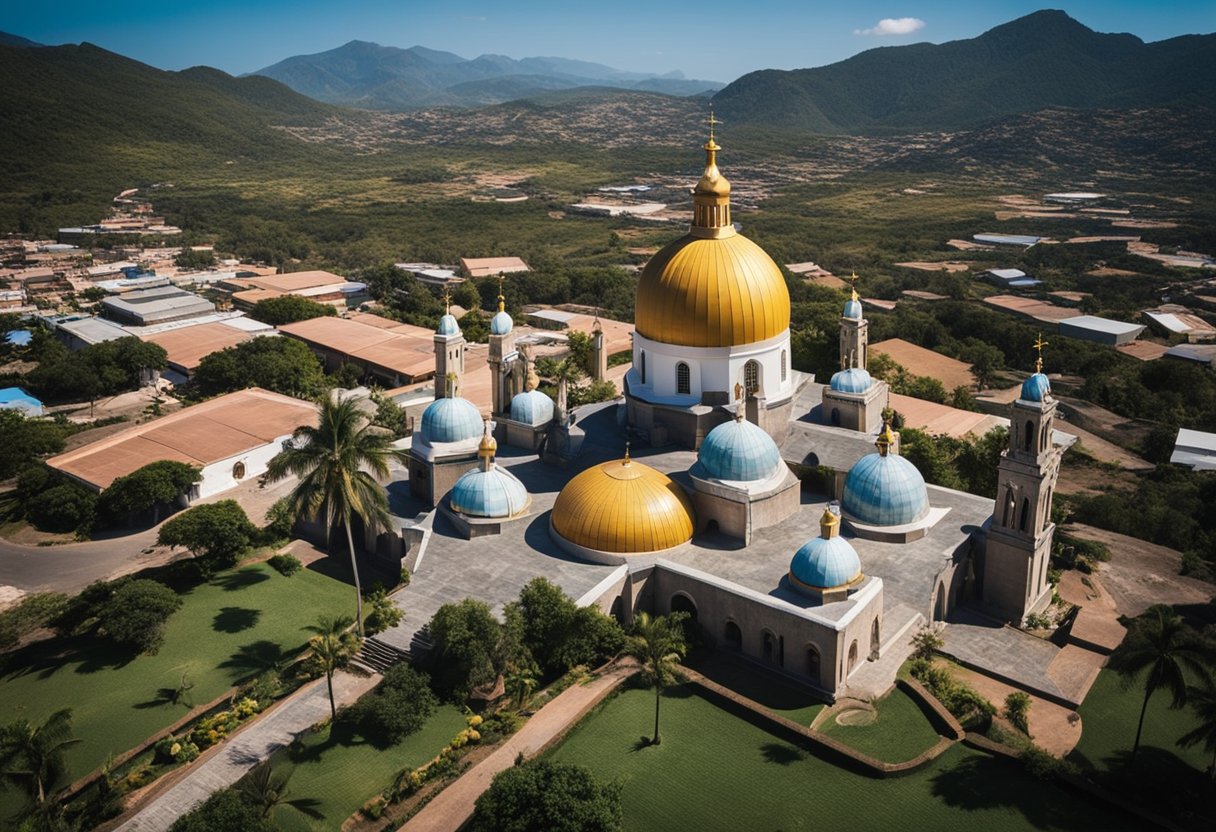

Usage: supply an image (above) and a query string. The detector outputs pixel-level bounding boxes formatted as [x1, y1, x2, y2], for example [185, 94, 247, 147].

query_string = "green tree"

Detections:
[157, 500, 258, 570]
[0, 708, 81, 807]
[0, 411, 66, 479]
[470, 760, 622, 832]
[343, 663, 437, 745]
[964, 340, 1004, 389]
[1177, 675, 1216, 780]
[567, 330, 593, 375]
[363, 586, 403, 636]
[174, 248, 216, 270]
[193, 336, 326, 399]
[248, 295, 337, 326]
[428, 598, 506, 701]
[96, 460, 201, 526]
[25, 483, 96, 534]
[96, 579, 183, 654]
[235, 762, 322, 820]
[1108, 604, 1212, 761]
[625, 612, 687, 746]
[168, 787, 277, 832]
[508, 578, 623, 677]
[1004, 691, 1032, 735]
[304, 615, 360, 721]
[265, 396, 407, 635]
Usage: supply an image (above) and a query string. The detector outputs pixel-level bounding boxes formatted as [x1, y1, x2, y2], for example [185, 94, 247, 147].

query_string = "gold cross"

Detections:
[708, 108, 722, 142]
[848, 270, 860, 300]
[442, 286, 451, 313]
[1034, 333, 1048, 373]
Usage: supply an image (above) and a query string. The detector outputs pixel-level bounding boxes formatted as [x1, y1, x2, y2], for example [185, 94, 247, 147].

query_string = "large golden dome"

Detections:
[634, 132, 790, 349]
[551, 455, 695, 553]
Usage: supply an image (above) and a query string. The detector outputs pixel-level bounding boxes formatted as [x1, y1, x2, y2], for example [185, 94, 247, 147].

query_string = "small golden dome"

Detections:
[636, 232, 790, 348]
[551, 457, 695, 553]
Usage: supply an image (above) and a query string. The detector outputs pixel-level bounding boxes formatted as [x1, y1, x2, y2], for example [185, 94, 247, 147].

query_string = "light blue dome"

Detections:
[790, 534, 862, 590]
[843, 452, 930, 526]
[437, 314, 460, 336]
[419, 396, 482, 444]
[510, 389, 554, 426]
[698, 417, 783, 481]
[1021, 372, 1051, 402]
[490, 309, 513, 336]
[843, 298, 863, 320]
[830, 367, 873, 394]
[450, 466, 529, 518]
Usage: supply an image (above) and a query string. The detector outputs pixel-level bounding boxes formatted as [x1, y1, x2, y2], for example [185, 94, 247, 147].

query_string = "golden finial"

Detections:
[848, 271, 860, 302]
[1033, 333, 1048, 374]
[442, 286, 451, 314]
[524, 364, 539, 392]
[496, 273, 505, 313]
[875, 419, 895, 457]
[819, 507, 840, 539]
[623, 440, 631, 465]
[735, 399, 745, 422]
[707, 108, 722, 147]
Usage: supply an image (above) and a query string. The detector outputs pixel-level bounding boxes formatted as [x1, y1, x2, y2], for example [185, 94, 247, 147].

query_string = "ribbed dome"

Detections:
[511, 389, 554, 426]
[1021, 372, 1051, 402]
[697, 417, 783, 481]
[830, 368, 873, 394]
[552, 457, 695, 553]
[437, 313, 460, 336]
[450, 466, 530, 518]
[790, 535, 862, 590]
[843, 298, 862, 320]
[843, 452, 930, 527]
[419, 397, 482, 444]
[635, 233, 790, 348]
[490, 309, 513, 336]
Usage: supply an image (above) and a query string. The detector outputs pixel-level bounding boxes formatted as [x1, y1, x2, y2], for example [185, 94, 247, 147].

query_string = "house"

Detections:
[459, 257, 530, 279]
[1142, 306, 1216, 343]
[278, 314, 437, 387]
[982, 268, 1042, 290]
[1170, 428, 1216, 471]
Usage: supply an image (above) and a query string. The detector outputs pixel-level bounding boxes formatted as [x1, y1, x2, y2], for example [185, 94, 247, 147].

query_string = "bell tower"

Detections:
[982, 336, 1061, 623]
[434, 288, 464, 399]
[839, 273, 867, 371]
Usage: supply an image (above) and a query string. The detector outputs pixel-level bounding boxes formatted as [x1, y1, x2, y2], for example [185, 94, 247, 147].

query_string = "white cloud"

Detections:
[854, 17, 926, 37]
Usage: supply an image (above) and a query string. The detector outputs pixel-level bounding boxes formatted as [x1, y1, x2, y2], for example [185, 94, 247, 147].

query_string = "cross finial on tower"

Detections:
[496, 272, 505, 312]
[442, 286, 451, 314]
[708, 108, 722, 144]
[1033, 333, 1048, 374]
[623, 440, 631, 464]
[848, 270, 860, 301]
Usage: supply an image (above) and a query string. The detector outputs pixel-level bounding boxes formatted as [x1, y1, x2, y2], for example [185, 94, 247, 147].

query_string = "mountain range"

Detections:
[712, 9, 1216, 133]
[250, 41, 723, 109]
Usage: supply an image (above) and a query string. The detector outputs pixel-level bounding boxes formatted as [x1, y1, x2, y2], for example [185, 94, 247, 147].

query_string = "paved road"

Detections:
[114, 669, 378, 832]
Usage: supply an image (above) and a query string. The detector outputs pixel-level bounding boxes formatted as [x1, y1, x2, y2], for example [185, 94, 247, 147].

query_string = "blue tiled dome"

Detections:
[1020, 372, 1051, 402]
[510, 389, 554, 426]
[843, 452, 930, 526]
[450, 466, 529, 518]
[490, 309, 513, 336]
[419, 396, 482, 444]
[790, 533, 862, 590]
[437, 313, 460, 336]
[829, 367, 873, 394]
[698, 417, 783, 481]
[843, 298, 863, 320]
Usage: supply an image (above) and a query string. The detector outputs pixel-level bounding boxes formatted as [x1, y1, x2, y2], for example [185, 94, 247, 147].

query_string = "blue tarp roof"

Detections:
[0, 387, 43, 407]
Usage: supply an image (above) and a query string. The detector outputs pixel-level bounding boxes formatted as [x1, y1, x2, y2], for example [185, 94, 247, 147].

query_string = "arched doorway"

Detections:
[762, 631, 776, 663]
[670, 593, 697, 622]
[609, 596, 624, 624]
[830, 407, 840, 426]
[744, 360, 761, 396]
[806, 646, 821, 686]
[934, 582, 947, 621]
[869, 618, 881, 661]
[847, 640, 858, 675]
[724, 621, 742, 650]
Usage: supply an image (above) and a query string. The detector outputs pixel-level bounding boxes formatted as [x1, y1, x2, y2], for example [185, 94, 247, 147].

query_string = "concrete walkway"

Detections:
[114, 669, 377, 832]
[400, 662, 636, 832]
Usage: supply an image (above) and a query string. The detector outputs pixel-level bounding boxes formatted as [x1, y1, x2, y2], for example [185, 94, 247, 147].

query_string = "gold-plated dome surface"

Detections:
[635, 231, 790, 348]
[551, 458, 695, 553]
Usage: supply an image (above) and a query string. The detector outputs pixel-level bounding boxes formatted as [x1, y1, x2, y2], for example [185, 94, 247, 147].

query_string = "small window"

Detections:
[232, 461, 246, 480]
[744, 360, 760, 395]
[640, 351, 646, 384]
[676, 362, 690, 395]
[780, 350, 788, 382]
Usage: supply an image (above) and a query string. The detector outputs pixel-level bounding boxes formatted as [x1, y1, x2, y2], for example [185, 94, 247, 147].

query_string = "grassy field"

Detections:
[817, 687, 943, 762]
[687, 654, 824, 726]
[0, 563, 351, 797]
[268, 705, 467, 832]
[551, 685, 1140, 832]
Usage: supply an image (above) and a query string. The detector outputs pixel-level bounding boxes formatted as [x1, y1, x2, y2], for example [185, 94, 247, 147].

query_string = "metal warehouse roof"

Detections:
[1059, 315, 1145, 335]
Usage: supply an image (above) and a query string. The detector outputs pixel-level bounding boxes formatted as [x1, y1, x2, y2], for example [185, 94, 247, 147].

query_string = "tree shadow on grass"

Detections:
[218, 640, 297, 678]
[286, 718, 369, 765]
[213, 607, 261, 633]
[930, 753, 1098, 830]
[0, 634, 138, 683]
[761, 742, 805, 766]
[1097, 747, 1214, 824]
[211, 568, 270, 592]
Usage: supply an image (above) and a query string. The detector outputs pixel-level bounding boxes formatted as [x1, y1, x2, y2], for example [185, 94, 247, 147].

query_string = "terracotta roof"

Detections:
[982, 294, 1076, 323]
[47, 388, 317, 489]
[460, 257, 530, 278]
[278, 315, 434, 379]
[871, 339, 975, 390]
[140, 322, 256, 373]
[1115, 341, 1169, 361]
[890, 393, 1005, 440]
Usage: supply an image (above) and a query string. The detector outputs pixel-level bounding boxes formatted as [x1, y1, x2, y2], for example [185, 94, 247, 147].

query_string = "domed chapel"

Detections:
[387, 123, 1068, 702]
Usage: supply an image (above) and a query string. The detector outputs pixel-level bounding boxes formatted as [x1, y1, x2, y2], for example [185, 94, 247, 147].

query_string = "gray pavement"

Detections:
[114, 669, 377, 832]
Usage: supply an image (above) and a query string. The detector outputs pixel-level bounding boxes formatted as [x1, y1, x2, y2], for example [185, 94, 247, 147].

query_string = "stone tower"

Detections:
[591, 313, 607, 382]
[839, 276, 868, 371]
[487, 276, 516, 416]
[434, 290, 465, 399]
[982, 338, 1062, 622]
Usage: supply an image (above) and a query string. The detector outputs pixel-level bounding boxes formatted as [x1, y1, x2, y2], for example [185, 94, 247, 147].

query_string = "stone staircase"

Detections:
[349, 626, 435, 676]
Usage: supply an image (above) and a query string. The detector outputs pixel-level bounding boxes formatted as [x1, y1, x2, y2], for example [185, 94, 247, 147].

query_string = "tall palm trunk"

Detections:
[653, 685, 662, 745]
[343, 516, 365, 638]
[325, 668, 336, 721]
[1133, 683, 1154, 761]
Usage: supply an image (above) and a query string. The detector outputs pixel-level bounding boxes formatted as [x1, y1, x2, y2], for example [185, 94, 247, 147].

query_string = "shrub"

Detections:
[97, 460, 201, 526]
[25, 482, 96, 533]
[96, 579, 184, 654]
[364, 586, 403, 635]
[157, 500, 258, 570]
[261, 497, 296, 542]
[1004, 691, 1032, 735]
[168, 787, 277, 832]
[267, 553, 302, 576]
[470, 760, 623, 832]
[344, 664, 437, 744]
[910, 627, 943, 661]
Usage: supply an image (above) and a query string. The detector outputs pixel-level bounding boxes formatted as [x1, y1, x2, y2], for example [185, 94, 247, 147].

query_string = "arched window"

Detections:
[1020, 497, 1030, 532]
[847, 640, 859, 675]
[640, 351, 646, 384]
[676, 362, 690, 395]
[1023, 420, 1034, 452]
[762, 631, 775, 663]
[724, 621, 742, 650]
[1044, 487, 1053, 530]
[744, 360, 760, 395]
[806, 646, 821, 685]
[232, 461, 246, 480]
[870, 618, 881, 660]
[780, 350, 788, 382]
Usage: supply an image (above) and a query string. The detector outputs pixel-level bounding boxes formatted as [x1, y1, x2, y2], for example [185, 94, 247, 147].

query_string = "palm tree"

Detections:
[625, 612, 687, 746]
[0, 708, 81, 806]
[305, 615, 360, 721]
[265, 396, 407, 637]
[1108, 604, 1210, 761]
[237, 761, 322, 820]
[1177, 676, 1216, 781]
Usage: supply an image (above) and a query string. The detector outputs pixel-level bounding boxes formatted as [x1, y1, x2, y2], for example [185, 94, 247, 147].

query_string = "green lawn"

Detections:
[1071, 669, 1209, 773]
[0, 563, 351, 798]
[551, 685, 1141, 832]
[686, 653, 825, 726]
[817, 687, 943, 762]
[268, 705, 466, 832]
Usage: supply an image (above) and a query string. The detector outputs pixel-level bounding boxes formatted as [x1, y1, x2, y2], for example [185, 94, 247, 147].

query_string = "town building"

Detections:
[982, 268, 1042, 290]
[278, 313, 437, 387]
[1058, 315, 1145, 346]
[1170, 428, 1216, 471]
[459, 257, 530, 279]
[0, 387, 44, 417]
[100, 285, 215, 326]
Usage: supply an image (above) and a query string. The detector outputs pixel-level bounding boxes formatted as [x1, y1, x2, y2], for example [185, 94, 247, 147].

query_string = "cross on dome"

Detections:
[1034, 333, 1049, 373]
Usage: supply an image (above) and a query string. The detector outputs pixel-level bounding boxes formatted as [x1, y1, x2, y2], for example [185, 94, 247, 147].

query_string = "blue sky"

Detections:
[5, 1, 1214, 81]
